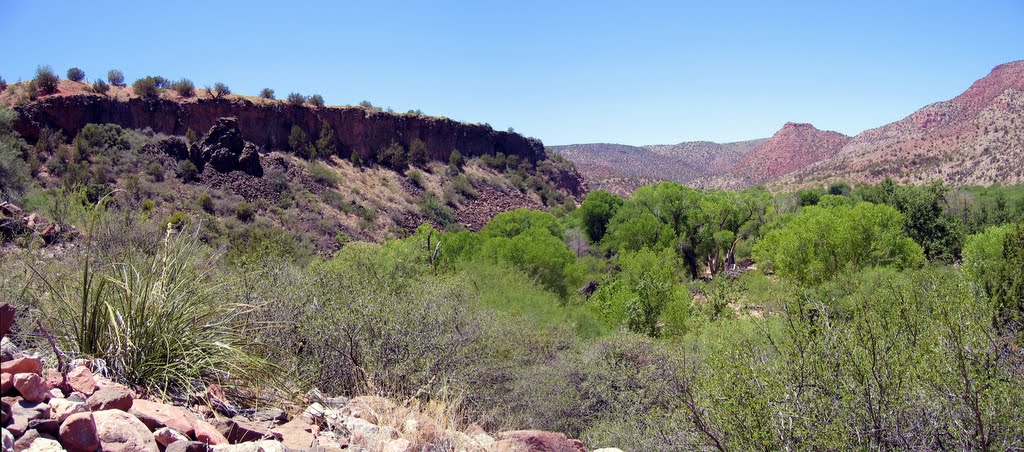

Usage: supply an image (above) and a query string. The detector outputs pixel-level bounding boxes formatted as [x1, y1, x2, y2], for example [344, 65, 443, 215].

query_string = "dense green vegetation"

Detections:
[3, 107, 1024, 449]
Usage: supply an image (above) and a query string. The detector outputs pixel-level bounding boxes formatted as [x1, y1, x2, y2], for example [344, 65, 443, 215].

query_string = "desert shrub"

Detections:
[316, 123, 335, 156]
[419, 190, 456, 228]
[308, 94, 324, 107]
[259, 88, 275, 99]
[197, 193, 214, 213]
[146, 162, 164, 182]
[451, 174, 477, 198]
[73, 123, 129, 160]
[66, 67, 85, 82]
[0, 76, 7, 92]
[212, 82, 230, 98]
[308, 162, 338, 186]
[482, 208, 563, 239]
[406, 169, 424, 188]
[0, 108, 31, 194]
[172, 78, 195, 97]
[33, 65, 60, 95]
[377, 141, 407, 170]
[288, 125, 314, 159]
[185, 128, 199, 145]
[35, 229, 273, 394]
[448, 149, 464, 174]
[480, 226, 583, 299]
[107, 69, 125, 86]
[164, 211, 189, 229]
[177, 160, 199, 182]
[287, 92, 306, 106]
[408, 139, 428, 167]
[90, 78, 109, 95]
[234, 201, 255, 222]
[132, 76, 161, 99]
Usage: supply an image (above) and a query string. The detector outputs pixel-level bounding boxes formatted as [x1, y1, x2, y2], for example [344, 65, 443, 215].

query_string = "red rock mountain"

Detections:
[781, 60, 1024, 187]
[727, 122, 850, 185]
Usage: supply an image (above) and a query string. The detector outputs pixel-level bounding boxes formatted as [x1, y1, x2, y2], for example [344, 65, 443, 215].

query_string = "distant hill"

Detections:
[556, 60, 1024, 192]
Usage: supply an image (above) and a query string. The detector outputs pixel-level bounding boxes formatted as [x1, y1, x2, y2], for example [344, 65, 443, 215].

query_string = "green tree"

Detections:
[480, 226, 582, 298]
[132, 76, 161, 99]
[408, 139, 428, 167]
[753, 202, 925, 286]
[377, 142, 407, 170]
[287, 92, 306, 106]
[34, 65, 60, 95]
[316, 123, 336, 156]
[448, 149, 464, 174]
[107, 69, 125, 86]
[66, 67, 86, 82]
[288, 125, 313, 159]
[259, 88, 275, 99]
[578, 190, 623, 244]
[212, 82, 231, 98]
[481, 208, 563, 239]
[308, 94, 325, 107]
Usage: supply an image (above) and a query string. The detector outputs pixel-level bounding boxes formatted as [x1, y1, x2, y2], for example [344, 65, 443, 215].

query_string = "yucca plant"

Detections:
[36, 223, 276, 396]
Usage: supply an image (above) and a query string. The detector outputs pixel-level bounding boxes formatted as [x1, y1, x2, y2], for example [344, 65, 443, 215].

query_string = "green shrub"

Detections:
[172, 79, 195, 97]
[211, 82, 230, 98]
[451, 174, 477, 198]
[420, 190, 456, 228]
[132, 76, 161, 99]
[287, 92, 306, 106]
[164, 211, 189, 229]
[308, 94, 324, 107]
[288, 125, 313, 159]
[377, 141, 407, 170]
[234, 201, 255, 222]
[259, 88, 275, 99]
[34, 65, 60, 95]
[146, 162, 164, 182]
[177, 160, 199, 182]
[316, 123, 335, 156]
[308, 162, 339, 186]
[66, 67, 86, 82]
[0, 76, 7, 92]
[90, 78, 109, 95]
[197, 193, 214, 213]
[406, 169, 424, 188]
[107, 69, 125, 86]
[408, 139, 428, 167]
[448, 149, 464, 173]
[349, 150, 363, 168]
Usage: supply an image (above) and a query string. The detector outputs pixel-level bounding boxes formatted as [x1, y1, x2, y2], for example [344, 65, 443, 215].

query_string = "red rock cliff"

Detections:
[12, 94, 546, 163]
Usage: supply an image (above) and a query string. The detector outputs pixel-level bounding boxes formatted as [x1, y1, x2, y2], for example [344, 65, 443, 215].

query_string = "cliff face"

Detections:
[12, 94, 546, 164]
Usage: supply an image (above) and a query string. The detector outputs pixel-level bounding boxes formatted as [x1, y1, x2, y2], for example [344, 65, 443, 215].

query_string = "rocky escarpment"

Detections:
[12, 94, 546, 165]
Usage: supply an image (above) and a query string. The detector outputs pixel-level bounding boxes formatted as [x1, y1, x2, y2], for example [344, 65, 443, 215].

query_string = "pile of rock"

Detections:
[151, 118, 262, 178]
[2, 302, 618, 452]
[0, 203, 65, 245]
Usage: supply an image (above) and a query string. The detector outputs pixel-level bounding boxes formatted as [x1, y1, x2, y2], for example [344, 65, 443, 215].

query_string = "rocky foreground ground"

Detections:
[1, 303, 618, 452]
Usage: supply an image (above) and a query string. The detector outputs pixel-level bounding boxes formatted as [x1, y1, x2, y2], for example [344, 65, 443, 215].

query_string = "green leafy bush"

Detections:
[66, 67, 86, 82]
[377, 141, 407, 170]
[288, 125, 313, 159]
[177, 160, 199, 182]
[287, 92, 306, 106]
[308, 94, 324, 107]
[107, 69, 125, 86]
[259, 88, 275, 99]
[172, 78, 195, 97]
[34, 65, 60, 95]
[234, 201, 255, 222]
[308, 162, 338, 186]
[197, 192, 214, 213]
[132, 76, 161, 99]
[408, 139, 428, 167]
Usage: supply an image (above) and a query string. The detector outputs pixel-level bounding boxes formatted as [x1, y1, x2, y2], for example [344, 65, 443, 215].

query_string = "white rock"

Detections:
[211, 440, 284, 452]
[2, 428, 14, 452]
[23, 437, 63, 452]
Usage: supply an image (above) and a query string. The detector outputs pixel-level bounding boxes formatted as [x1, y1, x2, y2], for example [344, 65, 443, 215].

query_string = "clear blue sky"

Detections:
[2, 1, 1022, 146]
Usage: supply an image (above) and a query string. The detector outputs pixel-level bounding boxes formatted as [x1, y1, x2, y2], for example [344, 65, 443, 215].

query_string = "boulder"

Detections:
[59, 412, 99, 452]
[92, 409, 159, 451]
[25, 419, 58, 436]
[192, 418, 228, 445]
[1, 428, 12, 452]
[12, 374, 48, 403]
[215, 419, 281, 444]
[153, 427, 189, 447]
[210, 440, 283, 452]
[65, 367, 96, 396]
[129, 399, 195, 436]
[48, 398, 88, 423]
[86, 385, 132, 411]
[382, 438, 411, 452]
[13, 429, 43, 452]
[166, 440, 209, 452]
[495, 430, 586, 452]
[1, 358, 42, 376]
[7, 399, 50, 437]
[1, 373, 11, 395]
[21, 437, 62, 452]
[195, 118, 263, 176]
[250, 408, 287, 423]
[42, 370, 64, 393]
[273, 419, 315, 450]
[1, 398, 11, 424]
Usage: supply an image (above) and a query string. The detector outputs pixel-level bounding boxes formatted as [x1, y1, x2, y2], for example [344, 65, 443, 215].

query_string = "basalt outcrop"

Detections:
[12, 94, 547, 165]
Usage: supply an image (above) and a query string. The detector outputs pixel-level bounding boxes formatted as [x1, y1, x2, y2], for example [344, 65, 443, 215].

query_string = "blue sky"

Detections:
[2, 1, 1021, 145]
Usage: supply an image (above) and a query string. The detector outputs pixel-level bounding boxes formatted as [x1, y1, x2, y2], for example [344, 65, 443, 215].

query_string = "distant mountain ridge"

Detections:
[554, 60, 1024, 192]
